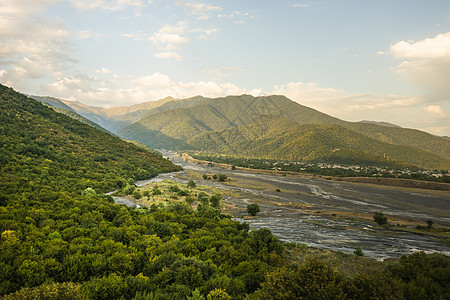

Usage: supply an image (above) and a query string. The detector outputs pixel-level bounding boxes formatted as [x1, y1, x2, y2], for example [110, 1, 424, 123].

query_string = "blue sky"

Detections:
[1, 0, 449, 136]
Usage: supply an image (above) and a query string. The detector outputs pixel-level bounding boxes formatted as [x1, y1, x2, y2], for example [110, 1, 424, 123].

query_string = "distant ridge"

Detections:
[358, 120, 401, 128]
[32, 93, 450, 169]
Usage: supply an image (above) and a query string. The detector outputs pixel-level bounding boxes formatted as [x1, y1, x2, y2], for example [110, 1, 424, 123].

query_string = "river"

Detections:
[117, 150, 450, 260]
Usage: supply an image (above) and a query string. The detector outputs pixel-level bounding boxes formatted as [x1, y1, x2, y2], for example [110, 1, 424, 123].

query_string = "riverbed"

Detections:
[119, 150, 450, 260]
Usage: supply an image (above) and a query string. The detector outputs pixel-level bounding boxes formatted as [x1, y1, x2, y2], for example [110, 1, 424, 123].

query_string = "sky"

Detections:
[1, 0, 450, 136]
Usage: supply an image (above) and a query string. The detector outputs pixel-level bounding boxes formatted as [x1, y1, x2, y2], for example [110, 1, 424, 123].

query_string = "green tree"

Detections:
[207, 289, 231, 300]
[132, 190, 142, 199]
[354, 247, 364, 256]
[218, 174, 227, 182]
[373, 212, 387, 226]
[247, 203, 260, 216]
[210, 194, 222, 208]
[188, 180, 197, 188]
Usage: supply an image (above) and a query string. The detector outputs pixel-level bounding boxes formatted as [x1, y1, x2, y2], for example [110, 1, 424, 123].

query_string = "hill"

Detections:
[187, 117, 450, 169]
[60, 96, 208, 133]
[118, 94, 450, 169]
[0, 84, 286, 299]
[0, 84, 181, 198]
[1, 84, 448, 299]
[31, 95, 111, 134]
[118, 95, 343, 148]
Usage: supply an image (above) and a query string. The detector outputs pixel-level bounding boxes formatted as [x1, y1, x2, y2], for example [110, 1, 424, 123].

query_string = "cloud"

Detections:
[391, 33, 450, 59]
[390, 32, 450, 99]
[150, 22, 189, 51]
[292, 3, 314, 8]
[176, 1, 222, 20]
[154, 52, 182, 61]
[69, 0, 149, 11]
[191, 28, 218, 40]
[0, 0, 73, 91]
[96, 67, 112, 74]
[424, 105, 446, 118]
[75, 30, 109, 41]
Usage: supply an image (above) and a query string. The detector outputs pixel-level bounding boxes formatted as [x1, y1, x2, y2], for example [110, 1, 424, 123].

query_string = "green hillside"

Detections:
[0, 84, 181, 198]
[118, 95, 342, 146]
[1, 85, 448, 299]
[118, 94, 450, 169]
[343, 122, 450, 160]
[187, 118, 450, 169]
[31, 96, 111, 134]
[0, 84, 287, 298]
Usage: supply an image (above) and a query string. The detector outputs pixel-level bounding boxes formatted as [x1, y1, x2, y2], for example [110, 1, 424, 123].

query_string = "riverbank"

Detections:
[182, 153, 450, 191]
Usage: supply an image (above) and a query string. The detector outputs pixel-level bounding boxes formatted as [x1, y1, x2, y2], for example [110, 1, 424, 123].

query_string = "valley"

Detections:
[119, 150, 450, 260]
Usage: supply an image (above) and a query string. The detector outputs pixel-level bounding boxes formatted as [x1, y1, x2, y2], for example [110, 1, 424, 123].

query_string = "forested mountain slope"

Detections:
[187, 118, 450, 169]
[118, 95, 343, 147]
[118, 94, 450, 169]
[0, 84, 181, 198]
[0, 84, 288, 298]
[1, 84, 448, 299]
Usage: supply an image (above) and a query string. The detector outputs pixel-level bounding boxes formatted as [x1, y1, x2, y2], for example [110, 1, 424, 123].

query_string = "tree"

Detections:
[247, 203, 260, 216]
[188, 180, 197, 188]
[373, 212, 387, 226]
[207, 289, 231, 300]
[426, 219, 433, 229]
[82, 187, 96, 196]
[132, 190, 142, 199]
[354, 247, 364, 256]
[218, 174, 227, 182]
[209, 194, 222, 208]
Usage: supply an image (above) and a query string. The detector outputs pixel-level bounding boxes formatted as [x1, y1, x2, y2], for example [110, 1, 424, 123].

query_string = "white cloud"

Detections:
[292, 3, 314, 8]
[96, 67, 112, 74]
[391, 33, 450, 60]
[390, 32, 450, 99]
[0, 0, 73, 91]
[75, 29, 109, 41]
[424, 105, 446, 118]
[176, 1, 222, 20]
[69, 0, 148, 11]
[191, 28, 218, 40]
[154, 52, 182, 61]
[150, 22, 189, 51]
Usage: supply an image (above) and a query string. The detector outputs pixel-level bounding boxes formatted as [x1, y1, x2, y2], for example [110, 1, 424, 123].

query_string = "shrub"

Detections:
[354, 247, 364, 256]
[373, 212, 387, 226]
[247, 203, 261, 216]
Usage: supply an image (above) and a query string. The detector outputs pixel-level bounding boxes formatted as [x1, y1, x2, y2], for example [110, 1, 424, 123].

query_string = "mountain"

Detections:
[118, 95, 344, 148]
[0, 84, 181, 199]
[30, 93, 450, 169]
[118, 94, 450, 169]
[29, 95, 77, 112]
[357, 120, 401, 128]
[31, 95, 111, 133]
[0, 85, 288, 299]
[59, 96, 208, 133]
[187, 117, 450, 169]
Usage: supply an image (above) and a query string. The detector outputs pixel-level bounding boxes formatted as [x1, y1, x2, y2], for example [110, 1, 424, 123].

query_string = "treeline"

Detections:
[191, 154, 450, 183]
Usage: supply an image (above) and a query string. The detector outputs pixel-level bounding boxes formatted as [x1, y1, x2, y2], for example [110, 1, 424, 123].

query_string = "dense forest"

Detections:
[1, 85, 449, 299]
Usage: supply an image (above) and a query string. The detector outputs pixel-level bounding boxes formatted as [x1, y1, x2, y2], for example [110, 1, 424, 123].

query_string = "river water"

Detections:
[119, 150, 450, 260]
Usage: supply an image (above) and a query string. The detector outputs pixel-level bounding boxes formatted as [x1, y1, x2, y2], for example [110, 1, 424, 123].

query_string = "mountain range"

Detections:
[32, 93, 450, 170]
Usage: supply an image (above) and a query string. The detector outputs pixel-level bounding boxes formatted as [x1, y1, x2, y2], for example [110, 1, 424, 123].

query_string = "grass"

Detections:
[285, 245, 392, 277]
